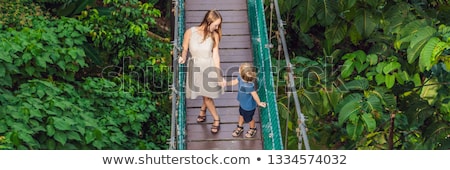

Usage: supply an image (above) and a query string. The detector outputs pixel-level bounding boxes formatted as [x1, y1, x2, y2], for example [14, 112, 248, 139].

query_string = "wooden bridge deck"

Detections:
[184, 0, 263, 150]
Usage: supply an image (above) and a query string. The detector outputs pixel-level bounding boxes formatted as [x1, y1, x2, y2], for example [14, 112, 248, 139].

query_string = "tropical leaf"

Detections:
[385, 74, 395, 89]
[367, 54, 378, 66]
[407, 38, 428, 64]
[338, 99, 361, 126]
[419, 37, 446, 71]
[405, 100, 434, 128]
[298, 0, 318, 32]
[346, 117, 364, 140]
[349, 24, 363, 45]
[317, 0, 338, 26]
[423, 122, 450, 149]
[339, 79, 369, 91]
[365, 94, 384, 113]
[361, 113, 376, 132]
[354, 9, 377, 38]
[382, 61, 401, 74]
[325, 19, 348, 45]
[341, 60, 354, 78]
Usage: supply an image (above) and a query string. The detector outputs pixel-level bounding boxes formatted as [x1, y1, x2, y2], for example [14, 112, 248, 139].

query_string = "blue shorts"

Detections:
[239, 106, 255, 123]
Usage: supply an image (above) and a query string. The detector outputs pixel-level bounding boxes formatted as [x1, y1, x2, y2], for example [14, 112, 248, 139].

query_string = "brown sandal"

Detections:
[196, 109, 206, 123]
[232, 125, 244, 137]
[245, 128, 257, 138]
[211, 120, 220, 134]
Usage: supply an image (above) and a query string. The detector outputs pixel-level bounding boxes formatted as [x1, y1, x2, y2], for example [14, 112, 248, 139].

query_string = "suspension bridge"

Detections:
[170, 0, 309, 150]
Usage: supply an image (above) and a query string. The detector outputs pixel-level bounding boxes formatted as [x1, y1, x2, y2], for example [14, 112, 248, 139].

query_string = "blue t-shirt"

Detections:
[237, 75, 256, 111]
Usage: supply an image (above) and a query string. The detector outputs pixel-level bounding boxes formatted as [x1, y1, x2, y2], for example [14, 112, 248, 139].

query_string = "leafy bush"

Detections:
[0, 77, 168, 149]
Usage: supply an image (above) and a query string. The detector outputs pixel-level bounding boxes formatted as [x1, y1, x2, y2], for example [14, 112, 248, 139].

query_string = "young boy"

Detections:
[225, 63, 266, 138]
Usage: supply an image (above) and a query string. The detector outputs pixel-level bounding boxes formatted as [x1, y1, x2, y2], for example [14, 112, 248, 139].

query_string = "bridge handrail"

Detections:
[247, 0, 284, 150]
[170, 0, 186, 150]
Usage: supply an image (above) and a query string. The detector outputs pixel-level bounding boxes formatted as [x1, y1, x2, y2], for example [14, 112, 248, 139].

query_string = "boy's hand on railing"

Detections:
[258, 102, 267, 108]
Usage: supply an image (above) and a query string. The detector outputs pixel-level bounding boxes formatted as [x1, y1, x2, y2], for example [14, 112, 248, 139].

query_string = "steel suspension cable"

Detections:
[270, 0, 310, 150]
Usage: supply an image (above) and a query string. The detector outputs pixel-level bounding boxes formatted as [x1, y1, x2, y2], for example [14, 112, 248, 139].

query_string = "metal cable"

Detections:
[272, 0, 310, 150]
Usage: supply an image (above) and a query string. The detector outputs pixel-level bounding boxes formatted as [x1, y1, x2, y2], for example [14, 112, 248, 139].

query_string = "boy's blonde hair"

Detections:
[239, 63, 256, 82]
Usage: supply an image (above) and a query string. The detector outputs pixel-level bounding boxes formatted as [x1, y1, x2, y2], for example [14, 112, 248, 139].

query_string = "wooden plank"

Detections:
[221, 62, 240, 77]
[186, 123, 262, 141]
[186, 107, 261, 124]
[186, 23, 250, 35]
[186, 10, 248, 23]
[187, 0, 248, 5]
[187, 98, 239, 107]
[221, 35, 251, 48]
[219, 49, 253, 63]
[186, 1, 247, 11]
[187, 140, 263, 150]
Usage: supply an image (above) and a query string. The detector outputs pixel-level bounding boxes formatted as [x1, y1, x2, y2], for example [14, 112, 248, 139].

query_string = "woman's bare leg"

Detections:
[203, 96, 220, 133]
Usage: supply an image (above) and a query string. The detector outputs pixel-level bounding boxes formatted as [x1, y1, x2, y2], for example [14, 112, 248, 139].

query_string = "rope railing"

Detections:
[270, 0, 310, 150]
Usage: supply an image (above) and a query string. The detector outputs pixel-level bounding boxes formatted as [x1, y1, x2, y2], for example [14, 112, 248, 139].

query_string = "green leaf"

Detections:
[53, 117, 72, 131]
[67, 131, 81, 141]
[361, 113, 376, 132]
[340, 79, 369, 91]
[0, 64, 5, 77]
[375, 74, 385, 85]
[0, 54, 12, 63]
[85, 131, 96, 144]
[65, 38, 74, 47]
[36, 89, 45, 98]
[54, 131, 67, 145]
[419, 37, 440, 71]
[407, 38, 428, 64]
[22, 52, 33, 63]
[298, 0, 318, 32]
[365, 95, 383, 113]
[355, 62, 369, 74]
[325, 20, 348, 45]
[47, 124, 55, 136]
[354, 9, 377, 38]
[35, 55, 53, 68]
[25, 66, 35, 76]
[29, 109, 42, 119]
[317, 0, 337, 26]
[338, 100, 360, 126]
[367, 54, 378, 66]
[382, 61, 401, 74]
[341, 60, 354, 78]
[18, 133, 39, 148]
[346, 118, 364, 140]
[385, 74, 395, 89]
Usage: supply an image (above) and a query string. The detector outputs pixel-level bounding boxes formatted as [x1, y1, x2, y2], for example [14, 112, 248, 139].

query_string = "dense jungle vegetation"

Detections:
[1, 0, 448, 150]
[0, 0, 173, 149]
[270, 0, 450, 149]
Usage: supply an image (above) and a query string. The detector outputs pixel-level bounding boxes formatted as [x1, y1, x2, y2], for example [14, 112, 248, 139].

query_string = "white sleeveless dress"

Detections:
[186, 27, 224, 99]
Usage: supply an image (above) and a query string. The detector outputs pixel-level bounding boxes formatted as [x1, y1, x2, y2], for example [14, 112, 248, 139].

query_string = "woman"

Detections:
[179, 10, 224, 134]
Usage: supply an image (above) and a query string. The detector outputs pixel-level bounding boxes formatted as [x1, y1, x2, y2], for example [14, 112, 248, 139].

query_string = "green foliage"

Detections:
[0, 0, 50, 29]
[79, 0, 161, 62]
[272, 0, 449, 150]
[0, 78, 167, 149]
[0, 0, 173, 150]
[0, 16, 90, 87]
